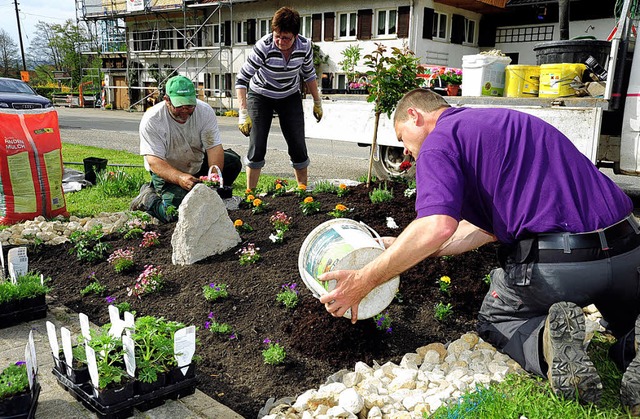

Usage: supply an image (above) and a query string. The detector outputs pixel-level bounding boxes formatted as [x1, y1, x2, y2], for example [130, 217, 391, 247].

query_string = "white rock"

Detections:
[338, 388, 364, 414]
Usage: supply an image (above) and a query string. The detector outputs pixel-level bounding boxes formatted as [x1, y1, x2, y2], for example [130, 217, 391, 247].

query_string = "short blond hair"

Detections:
[393, 88, 450, 124]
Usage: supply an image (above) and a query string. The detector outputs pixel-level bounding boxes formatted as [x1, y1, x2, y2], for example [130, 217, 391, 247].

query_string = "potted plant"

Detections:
[85, 325, 133, 406]
[0, 272, 50, 327]
[0, 361, 37, 417]
[57, 344, 90, 385]
[131, 315, 185, 394]
[436, 67, 463, 96]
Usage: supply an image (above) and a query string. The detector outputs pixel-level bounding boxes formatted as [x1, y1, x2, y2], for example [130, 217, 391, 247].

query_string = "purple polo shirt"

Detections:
[415, 107, 632, 244]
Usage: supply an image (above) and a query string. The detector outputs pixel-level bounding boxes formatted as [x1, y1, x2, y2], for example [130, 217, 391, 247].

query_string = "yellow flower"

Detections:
[440, 276, 451, 284]
[247, 194, 255, 201]
[335, 204, 347, 211]
[339, 183, 347, 190]
[298, 184, 307, 191]
[234, 219, 243, 227]
[253, 198, 263, 207]
[303, 196, 314, 204]
[275, 183, 282, 190]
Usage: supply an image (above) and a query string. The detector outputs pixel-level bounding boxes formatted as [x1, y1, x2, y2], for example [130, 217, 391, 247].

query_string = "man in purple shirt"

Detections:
[319, 88, 640, 411]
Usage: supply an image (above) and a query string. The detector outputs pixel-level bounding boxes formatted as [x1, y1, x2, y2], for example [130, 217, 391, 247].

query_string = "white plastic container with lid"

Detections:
[462, 54, 512, 96]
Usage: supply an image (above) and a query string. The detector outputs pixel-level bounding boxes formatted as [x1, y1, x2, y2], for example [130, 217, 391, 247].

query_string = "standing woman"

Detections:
[235, 6, 323, 190]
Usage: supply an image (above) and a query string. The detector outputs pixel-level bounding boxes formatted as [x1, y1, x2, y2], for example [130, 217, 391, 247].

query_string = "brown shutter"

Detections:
[357, 9, 372, 40]
[224, 20, 231, 46]
[478, 17, 497, 47]
[247, 19, 256, 45]
[397, 6, 410, 38]
[422, 8, 433, 39]
[225, 73, 232, 97]
[324, 12, 335, 41]
[312, 13, 322, 42]
[451, 14, 464, 44]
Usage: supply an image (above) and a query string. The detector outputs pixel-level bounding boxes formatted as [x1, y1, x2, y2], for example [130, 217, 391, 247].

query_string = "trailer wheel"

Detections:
[371, 145, 416, 180]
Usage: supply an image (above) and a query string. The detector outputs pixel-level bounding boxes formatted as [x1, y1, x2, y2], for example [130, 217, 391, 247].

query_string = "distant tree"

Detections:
[0, 28, 20, 77]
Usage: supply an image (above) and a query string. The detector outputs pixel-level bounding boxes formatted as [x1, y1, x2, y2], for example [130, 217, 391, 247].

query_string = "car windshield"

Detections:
[0, 79, 36, 94]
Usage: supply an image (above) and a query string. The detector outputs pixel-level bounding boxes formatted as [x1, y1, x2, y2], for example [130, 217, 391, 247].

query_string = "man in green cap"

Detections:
[130, 75, 242, 223]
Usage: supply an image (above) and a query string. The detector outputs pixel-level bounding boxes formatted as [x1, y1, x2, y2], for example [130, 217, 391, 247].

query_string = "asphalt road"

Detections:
[56, 106, 372, 182]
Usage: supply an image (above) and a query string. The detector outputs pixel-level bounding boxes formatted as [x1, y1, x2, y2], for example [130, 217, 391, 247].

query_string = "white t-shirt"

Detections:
[139, 99, 222, 174]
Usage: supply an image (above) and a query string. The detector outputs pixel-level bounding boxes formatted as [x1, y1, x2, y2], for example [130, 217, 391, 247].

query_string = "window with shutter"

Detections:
[224, 20, 231, 46]
[357, 9, 372, 40]
[247, 19, 256, 45]
[422, 8, 434, 39]
[324, 12, 335, 41]
[312, 14, 322, 42]
[397, 6, 409, 38]
[451, 14, 464, 44]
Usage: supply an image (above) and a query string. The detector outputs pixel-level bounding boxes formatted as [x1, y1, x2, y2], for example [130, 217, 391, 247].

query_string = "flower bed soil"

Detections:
[27, 181, 499, 418]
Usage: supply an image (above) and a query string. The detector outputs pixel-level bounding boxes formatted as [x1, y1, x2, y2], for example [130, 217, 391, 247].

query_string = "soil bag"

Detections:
[0, 108, 68, 224]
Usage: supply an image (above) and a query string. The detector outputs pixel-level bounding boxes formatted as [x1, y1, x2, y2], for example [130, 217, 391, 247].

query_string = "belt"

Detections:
[537, 214, 640, 253]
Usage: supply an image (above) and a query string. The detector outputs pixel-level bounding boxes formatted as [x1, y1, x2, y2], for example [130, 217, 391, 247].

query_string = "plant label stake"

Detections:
[107, 305, 134, 338]
[61, 327, 74, 376]
[174, 326, 196, 376]
[79, 313, 91, 342]
[0, 242, 5, 281]
[46, 321, 60, 365]
[26, 331, 37, 388]
[122, 335, 136, 378]
[7, 247, 28, 283]
[85, 346, 100, 397]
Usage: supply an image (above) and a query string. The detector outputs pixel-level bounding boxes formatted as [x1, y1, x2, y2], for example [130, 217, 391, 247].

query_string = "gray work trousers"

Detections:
[477, 241, 640, 376]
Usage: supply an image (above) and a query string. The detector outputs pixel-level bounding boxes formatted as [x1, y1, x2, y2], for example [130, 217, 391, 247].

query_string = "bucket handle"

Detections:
[358, 221, 386, 250]
[207, 165, 223, 188]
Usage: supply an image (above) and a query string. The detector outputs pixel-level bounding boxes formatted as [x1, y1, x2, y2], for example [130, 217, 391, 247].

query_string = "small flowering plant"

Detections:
[294, 184, 308, 198]
[203, 282, 229, 301]
[328, 203, 352, 218]
[251, 198, 268, 214]
[271, 179, 289, 197]
[373, 311, 393, 333]
[234, 219, 254, 233]
[237, 243, 261, 265]
[336, 183, 349, 198]
[262, 338, 286, 365]
[300, 196, 321, 216]
[434, 302, 453, 322]
[399, 160, 412, 172]
[204, 312, 233, 337]
[269, 211, 292, 243]
[0, 361, 29, 398]
[107, 248, 135, 273]
[199, 172, 221, 188]
[127, 264, 164, 298]
[140, 231, 160, 248]
[439, 275, 451, 296]
[276, 283, 299, 309]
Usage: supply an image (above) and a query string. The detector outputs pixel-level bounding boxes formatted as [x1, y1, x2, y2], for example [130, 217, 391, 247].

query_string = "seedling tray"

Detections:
[0, 304, 47, 329]
[52, 368, 196, 419]
[0, 382, 40, 419]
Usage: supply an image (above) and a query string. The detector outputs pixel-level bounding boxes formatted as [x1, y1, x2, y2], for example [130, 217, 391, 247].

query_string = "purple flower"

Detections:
[263, 338, 271, 344]
[105, 296, 116, 304]
[386, 327, 393, 334]
[208, 311, 214, 319]
[204, 321, 211, 329]
[229, 333, 237, 340]
[14, 361, 25, 366]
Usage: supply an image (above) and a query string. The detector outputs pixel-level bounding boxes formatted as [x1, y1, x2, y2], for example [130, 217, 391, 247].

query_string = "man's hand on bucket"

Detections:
[319, 269, 369, 324]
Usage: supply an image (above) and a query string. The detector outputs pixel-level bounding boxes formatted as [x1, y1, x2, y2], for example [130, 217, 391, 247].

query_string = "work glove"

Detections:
[313, 99, 323, 122]
[238, 109, 252, 137]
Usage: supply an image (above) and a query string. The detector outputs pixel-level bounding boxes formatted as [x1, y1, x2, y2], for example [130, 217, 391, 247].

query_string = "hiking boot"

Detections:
[543, 301, 602, 404]
[129, 184, 157, 211]
[621, 315, 640, 415]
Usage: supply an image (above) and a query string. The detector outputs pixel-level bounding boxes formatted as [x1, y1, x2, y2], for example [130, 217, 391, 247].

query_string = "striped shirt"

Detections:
[235, 33, 317, 99]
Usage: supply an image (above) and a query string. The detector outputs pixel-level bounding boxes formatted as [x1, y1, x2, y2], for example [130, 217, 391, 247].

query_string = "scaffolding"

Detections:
[78, 0, 244, 111]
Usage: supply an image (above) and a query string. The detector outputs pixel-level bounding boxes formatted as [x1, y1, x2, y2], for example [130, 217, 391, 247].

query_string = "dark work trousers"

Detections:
[147, 149, 242, 223]
[246, 90, 309, 170]
[477, 230, 640, 377]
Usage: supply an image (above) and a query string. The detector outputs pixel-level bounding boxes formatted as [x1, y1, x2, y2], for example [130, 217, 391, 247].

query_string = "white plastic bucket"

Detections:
[462, 54, 512, 96]
[298, 218, 400, 319]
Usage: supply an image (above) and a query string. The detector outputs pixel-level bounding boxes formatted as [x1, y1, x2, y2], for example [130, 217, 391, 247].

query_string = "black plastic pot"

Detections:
[533, 39, 611, 66]
[95, 379, 135, 406]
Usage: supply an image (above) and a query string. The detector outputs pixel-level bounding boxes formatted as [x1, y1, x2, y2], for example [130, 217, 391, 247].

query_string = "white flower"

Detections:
[404, 188, 416, 198]
[269, 233, 282, 243]
[386, 217, 399, 229]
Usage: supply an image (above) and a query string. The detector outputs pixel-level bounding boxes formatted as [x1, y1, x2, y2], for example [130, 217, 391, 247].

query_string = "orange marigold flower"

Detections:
[335, 204, 347, 211]
[245, 188, 253, 194]
[234, 219, 243, 227]
[275, 183, 282, 190]
[298, 184, 307, 190]
[303, 196, 314, 204]
[253, 198, 263, 207]
[247, 194, 255, 201]
[339, 183, 347, 190]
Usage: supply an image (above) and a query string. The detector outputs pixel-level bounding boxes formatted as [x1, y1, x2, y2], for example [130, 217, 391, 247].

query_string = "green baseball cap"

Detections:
[165, 75, 196, 107]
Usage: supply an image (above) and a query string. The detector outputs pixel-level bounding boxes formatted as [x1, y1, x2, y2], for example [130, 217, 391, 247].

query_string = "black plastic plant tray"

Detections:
[0, 305, 47, 329]
[52, 368, 197, 419]
[0, 382, 40, 419]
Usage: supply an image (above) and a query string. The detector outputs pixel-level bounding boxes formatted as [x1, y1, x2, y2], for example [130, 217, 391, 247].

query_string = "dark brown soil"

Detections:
[27, 180, 499, 418]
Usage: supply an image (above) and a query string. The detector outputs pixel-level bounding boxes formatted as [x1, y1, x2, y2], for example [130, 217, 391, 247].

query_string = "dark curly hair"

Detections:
[271, 7, 300, 35]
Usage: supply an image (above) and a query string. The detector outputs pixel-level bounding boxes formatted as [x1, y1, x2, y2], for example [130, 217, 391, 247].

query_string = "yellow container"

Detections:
[539, 63, 586, 98]
[504, 65, 540, 97]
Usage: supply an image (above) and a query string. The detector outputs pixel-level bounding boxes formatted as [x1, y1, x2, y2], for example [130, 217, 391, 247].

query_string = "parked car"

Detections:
[0, 77, 53, 109]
